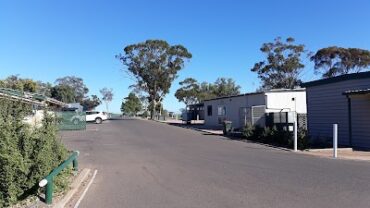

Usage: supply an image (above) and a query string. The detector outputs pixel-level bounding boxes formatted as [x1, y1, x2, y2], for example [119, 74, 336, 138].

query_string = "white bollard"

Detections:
[39, 179, 48, 187]
[294, 113, 298, 152]
[333, 124, 338, 158]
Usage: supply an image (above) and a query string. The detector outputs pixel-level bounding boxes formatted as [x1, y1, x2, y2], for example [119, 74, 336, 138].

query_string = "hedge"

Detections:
[0, 99, 70, 207]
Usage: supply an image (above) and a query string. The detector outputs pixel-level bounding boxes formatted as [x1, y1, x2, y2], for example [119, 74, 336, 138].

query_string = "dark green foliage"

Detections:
[0, 99, 69, 207]
[212, 78, 241, 97]
[51, 85, 76, 103]
[81, 95, 101, 111]
[175, 78, 200, 105]
[297, 127, 310, 150]
[242, 122, 255, 138]
[242, 123, 309, 150]
[121, 93, 142, 116]
[117, 39, 192, 119]
[175, 77, 241, 104]
[310, 46, 370, 78]
[55, 76, 89, 103]
[251, 37, 309, 89]
[0, 75, 43, 93]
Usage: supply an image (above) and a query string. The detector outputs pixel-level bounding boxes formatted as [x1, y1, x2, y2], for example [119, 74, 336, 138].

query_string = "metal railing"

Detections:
[39, 151, 79, 204]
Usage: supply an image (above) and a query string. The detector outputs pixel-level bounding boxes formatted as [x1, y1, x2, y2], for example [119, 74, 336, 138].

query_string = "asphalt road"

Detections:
[61, 119, 370, 208]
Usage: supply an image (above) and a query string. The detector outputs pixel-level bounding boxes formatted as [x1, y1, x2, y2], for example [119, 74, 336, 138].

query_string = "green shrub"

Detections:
[297, 127, 310, 150]
[0, 99, 70, 207]
[242, 122, 255, 138]
[242, 122, 310, 150]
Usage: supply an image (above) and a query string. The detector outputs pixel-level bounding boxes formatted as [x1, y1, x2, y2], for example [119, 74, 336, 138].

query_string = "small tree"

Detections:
[310, 46, 370, 78]
[251, 37, 309, 89]
[100, 88, 113, 114]
[116, 39, 192, 119]
[121, 92, 142, 116]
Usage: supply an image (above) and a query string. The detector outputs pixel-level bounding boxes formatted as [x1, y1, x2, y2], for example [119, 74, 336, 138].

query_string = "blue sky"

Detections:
[1, 0, 370, 113]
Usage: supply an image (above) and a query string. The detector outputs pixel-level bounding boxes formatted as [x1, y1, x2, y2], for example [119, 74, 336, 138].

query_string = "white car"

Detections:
[86, 111, 108, 124]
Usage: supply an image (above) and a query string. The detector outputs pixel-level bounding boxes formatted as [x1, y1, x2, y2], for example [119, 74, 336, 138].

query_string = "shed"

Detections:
[302, 71, 370, 148]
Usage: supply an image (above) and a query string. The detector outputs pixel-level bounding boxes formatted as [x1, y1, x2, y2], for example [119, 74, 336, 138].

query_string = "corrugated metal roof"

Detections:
[343, 88, 370, 95]
[0, 88, 66, 107]
[301, 71, 370, 88]
[203, 88, 305, 102]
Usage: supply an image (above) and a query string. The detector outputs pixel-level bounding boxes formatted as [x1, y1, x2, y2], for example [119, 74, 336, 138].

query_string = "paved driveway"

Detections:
[61, 119, 370, 208]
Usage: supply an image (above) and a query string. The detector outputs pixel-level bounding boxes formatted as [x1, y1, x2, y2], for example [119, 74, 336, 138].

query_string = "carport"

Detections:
[343, 89, 370, 148]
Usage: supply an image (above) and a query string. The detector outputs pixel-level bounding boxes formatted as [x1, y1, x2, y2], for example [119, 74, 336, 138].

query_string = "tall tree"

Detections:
[100, 88, 113, 113]
[197, 82, 216, 101]
[251, 37, 309, 89]
[55, 76, 88, 102]
[310, 46, 370, 78]
[121, 92, 142, 116]
[80, 95, 101, 111]
[174, 78, 200, 105]
[116, 39, 192, 119]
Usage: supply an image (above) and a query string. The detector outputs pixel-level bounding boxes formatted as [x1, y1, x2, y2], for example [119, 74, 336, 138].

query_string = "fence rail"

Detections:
[39, 151, 79, 204]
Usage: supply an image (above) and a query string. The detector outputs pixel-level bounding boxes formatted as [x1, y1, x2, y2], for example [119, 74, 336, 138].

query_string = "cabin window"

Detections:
[207, 105, 212, 116]
[218, 106, 226, 116]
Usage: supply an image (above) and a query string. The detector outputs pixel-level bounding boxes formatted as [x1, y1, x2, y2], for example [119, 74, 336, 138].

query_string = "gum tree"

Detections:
[100, 87, 113, 114]
[251, 37, 310, 89]
[117, 40, 192, 119]
[311, 47, 370, 78]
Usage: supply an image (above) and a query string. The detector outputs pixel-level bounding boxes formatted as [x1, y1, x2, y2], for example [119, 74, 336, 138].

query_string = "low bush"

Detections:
[0, 99, 70, 207]
[242, 123, 309, 150]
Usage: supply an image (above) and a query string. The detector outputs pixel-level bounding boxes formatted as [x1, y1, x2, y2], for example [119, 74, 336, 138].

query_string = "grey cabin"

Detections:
[302, 71, 370, 148]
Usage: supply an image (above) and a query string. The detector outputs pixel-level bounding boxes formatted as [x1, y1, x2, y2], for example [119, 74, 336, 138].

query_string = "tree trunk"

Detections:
[106, 101, 109, 118]
[150, 99, 156, 120]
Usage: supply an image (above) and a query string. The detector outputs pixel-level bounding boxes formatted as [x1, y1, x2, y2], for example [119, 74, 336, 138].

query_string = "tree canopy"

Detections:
[121, 92, 142, 116]
[0, 75, 39, 93]
[212, 78, 240, 97]
[251, 37, 309, 89]
[116, 39, 192, 118]
[174, 78, 200, 105]
[50, 85, 76, 103]
[310, 46, 370, 78]
[81, 95, 101, 111]
[100, 87, 114, 113]
[55, 76, 89, 103]
[175, 77, 241, 105]
[100, 88, 113, 103]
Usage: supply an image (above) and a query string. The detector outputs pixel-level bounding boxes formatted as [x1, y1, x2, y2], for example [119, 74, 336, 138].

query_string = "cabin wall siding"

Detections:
[351, 95, 370, 147]
[204, 94, 265, 129]
[203, 90, 306, 130]
[306, 78, 370, 146]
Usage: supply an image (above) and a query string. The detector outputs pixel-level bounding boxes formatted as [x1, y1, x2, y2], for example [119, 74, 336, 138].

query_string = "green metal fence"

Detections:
[39, 151, 79, 204]
[56, 111, 86, 130]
